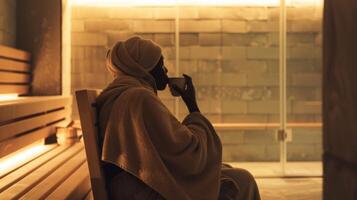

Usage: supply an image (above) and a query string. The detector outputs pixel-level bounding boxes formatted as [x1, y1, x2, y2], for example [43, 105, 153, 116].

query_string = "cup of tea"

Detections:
[168, 77, 186, 97]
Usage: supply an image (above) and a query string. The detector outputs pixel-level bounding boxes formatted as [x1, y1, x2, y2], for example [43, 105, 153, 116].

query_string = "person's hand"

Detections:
[172, 74, 200, 113]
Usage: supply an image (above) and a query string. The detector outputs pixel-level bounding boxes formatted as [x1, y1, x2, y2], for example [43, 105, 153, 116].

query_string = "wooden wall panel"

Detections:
[17, 0, 62, 95]
[323, 0, 357, 199]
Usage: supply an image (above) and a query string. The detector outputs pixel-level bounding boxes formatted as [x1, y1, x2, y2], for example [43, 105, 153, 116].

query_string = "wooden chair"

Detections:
[76, 90, 109, 200]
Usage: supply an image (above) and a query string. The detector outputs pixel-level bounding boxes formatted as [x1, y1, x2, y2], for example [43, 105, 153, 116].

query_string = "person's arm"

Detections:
[141, 90, 221, 175]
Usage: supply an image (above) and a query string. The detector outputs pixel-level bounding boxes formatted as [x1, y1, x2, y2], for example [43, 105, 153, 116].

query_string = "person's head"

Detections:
[105, 36, 168, 90]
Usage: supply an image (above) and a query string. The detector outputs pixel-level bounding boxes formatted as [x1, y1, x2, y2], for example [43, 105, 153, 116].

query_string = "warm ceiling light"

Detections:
[71, 0, 322, 7]
[0, 94, 19, 101]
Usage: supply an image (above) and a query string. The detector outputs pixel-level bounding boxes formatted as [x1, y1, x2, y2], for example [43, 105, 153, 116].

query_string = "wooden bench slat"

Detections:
[46, 162, 91, 200]
[0, 71, 31, 84]
[0, 145, 70, 192]
[0, 143, 83, 199]
[0, 45, 31, 62]
[0, 144, 57, 179]
[20, 149, 87, 199]
[0, 109, 67, 141]
[0, 96, 70, 122]
[0, 125, 62, 158]
[0, 58, 31, 72]
[0, 84, 29, 95]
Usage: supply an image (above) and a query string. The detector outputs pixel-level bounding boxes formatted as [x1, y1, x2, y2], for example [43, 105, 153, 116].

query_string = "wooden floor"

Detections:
[231, 162, 322, 200]
[229, 162, 322, 177]
[257, 178, 322, 200]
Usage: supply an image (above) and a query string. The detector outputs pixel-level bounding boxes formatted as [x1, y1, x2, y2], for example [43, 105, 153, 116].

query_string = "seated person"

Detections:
[96, 36, 261, 200]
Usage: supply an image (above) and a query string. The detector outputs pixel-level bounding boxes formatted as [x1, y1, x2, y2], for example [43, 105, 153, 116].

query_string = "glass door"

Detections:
[285, 0, 323, 176]
[177, 4, 282, 177]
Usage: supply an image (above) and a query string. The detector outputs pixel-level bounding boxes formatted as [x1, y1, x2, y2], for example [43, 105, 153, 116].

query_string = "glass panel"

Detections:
[285, 0, 323, 176]
[178, 5, 281, 171]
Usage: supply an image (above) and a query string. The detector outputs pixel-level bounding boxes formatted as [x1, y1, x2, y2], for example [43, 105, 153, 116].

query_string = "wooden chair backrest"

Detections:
[75, 90, 108, 200]
[0, 45, 31, 95]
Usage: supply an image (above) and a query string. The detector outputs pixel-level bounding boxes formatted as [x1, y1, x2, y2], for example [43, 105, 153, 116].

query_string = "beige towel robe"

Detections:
[96, 75, 238, 200]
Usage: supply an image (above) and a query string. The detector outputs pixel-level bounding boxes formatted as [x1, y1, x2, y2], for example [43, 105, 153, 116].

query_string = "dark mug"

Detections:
[168, 77, 186, 97]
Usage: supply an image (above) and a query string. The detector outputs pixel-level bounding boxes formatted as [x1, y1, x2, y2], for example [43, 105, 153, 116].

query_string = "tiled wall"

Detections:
[71, 6, 322, 161]
[0, 0, 16, 46]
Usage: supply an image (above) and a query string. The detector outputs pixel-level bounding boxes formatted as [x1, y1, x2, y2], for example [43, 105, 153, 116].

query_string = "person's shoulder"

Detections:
[125, 87, 157, 101]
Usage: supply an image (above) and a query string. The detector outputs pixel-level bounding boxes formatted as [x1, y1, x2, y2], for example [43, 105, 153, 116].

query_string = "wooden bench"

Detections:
[0, 45, 91, 199]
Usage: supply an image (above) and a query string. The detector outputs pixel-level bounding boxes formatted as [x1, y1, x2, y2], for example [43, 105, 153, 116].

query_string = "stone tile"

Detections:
[289, 20, 322, 32]
[71, 20, 85, 32]
[243, 130, 276, 144]
[287, 7, 322, 20]
[179, 20, 221, 33]
[72, 7, 110, 19]
[133, 20, 174, 33]
[222, 20, 247, 33]
[221, 100, 247, 114]
[154, 7, 176, 19]
[154, 33, 175, 46]
[247, 47, 279, 60]
[179, 33, 199, 46]
[247, 101, 280, 114]
[288, 47, 321, 60]
[287, 144, 317, 161]
[109, 7, 153, 19]
[199, 33, 222, 46]
[287, 33, 316, 47]
[72, 32, 108, 46]
[248, 21, 279, 33]
[222, 33, 268, 46]
[267, 7, 280, 20]
[180, 46, 221, 60]
[220, 114, 269, 123]
[197, 7, 223, 19]
[217, 130, 244, 144]
[246, 73, 279, 86]
[84, 20, 130, 32]
[290, 128, 322, 144]
[178, 7, 199, 19]
[220, 73, 247, 86]
[222, 144, 267, 162]
[221, 47, 246, 60]
[292, 101, 321, 114]
[287, 87, 319, 101]
[291, 73, 322, 87]
[221, 60, 267, 73]
[107, 31, 135, 46]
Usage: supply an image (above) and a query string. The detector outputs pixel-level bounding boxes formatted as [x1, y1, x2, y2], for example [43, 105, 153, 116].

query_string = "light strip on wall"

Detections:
[71, 0, 322, 7]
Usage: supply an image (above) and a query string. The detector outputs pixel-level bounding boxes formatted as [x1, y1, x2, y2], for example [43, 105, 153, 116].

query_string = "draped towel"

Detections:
[96, 76, 224, 199]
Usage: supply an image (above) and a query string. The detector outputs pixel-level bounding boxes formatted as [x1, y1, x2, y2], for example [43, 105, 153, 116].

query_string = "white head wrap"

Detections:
[106, 36, 162, 88]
